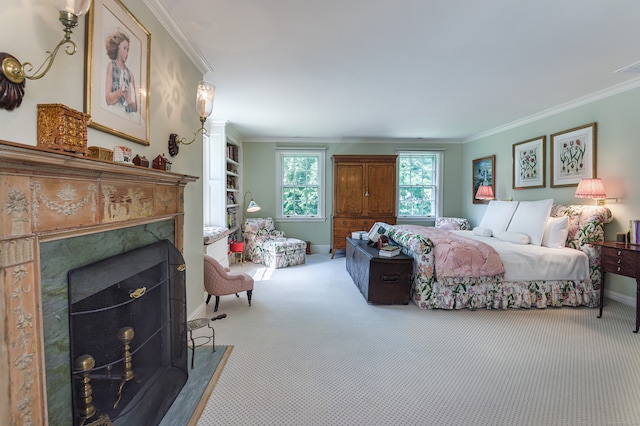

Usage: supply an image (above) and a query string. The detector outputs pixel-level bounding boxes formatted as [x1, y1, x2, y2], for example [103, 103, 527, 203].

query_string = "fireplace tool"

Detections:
[113, 326, 136, 409]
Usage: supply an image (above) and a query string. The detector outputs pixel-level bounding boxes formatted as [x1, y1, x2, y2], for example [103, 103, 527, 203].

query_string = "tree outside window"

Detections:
[398, 152, 440, 218]
[276, 149, 325, 221]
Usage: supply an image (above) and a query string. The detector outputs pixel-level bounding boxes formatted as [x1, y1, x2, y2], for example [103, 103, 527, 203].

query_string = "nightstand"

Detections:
[597, 242, 640, 333]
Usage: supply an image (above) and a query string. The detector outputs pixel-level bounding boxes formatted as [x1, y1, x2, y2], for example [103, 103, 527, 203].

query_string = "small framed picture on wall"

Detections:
[512, 136, 545, 190]
[472, 155, 495, 204]
[550, 123, 597, 187]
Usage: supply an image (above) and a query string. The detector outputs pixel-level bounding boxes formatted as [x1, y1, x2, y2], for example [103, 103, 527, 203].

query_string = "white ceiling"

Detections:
[145, 0, 640, 141]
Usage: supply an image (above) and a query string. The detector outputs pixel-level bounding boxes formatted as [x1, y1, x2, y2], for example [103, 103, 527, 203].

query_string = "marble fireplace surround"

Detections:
[0, 140, 198, 425]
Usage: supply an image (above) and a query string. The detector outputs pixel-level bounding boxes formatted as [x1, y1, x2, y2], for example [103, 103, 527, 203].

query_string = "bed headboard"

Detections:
[551, 204, 613, 289]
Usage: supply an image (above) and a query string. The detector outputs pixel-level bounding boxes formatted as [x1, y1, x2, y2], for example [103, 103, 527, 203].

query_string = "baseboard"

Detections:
[188, 299, 207, 320]
[605, 289, 634, 307]
[311, 244, 330, 255]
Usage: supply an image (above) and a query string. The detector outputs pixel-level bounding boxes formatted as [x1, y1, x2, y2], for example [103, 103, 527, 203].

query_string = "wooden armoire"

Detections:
[331, 155, 397, 257]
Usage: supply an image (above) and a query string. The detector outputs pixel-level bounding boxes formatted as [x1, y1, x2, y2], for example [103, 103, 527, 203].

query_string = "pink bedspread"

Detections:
[395, 225, 505, 284]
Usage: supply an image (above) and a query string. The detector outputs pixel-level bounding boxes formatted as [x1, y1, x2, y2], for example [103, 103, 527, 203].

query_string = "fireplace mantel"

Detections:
[0, 140, 198, 425]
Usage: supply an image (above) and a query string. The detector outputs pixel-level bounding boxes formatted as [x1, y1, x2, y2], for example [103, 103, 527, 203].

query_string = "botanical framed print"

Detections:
[85, 0, 151, 145]
[512, 136, 545, 189]
[472, 155, 495, 204]
[550, 123, 597, 187]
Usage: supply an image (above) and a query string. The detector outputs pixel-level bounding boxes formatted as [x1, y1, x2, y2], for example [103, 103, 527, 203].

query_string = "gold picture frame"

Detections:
[84, 0, 150, 145]
[512, 136, 545, 190]
[550, 123, 597, 187]
[472, 155, 495, 204]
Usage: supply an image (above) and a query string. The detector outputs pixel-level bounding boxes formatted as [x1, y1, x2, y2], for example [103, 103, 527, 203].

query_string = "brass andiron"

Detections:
[113, 326, 136, 409]
[75, 354, 97, 426]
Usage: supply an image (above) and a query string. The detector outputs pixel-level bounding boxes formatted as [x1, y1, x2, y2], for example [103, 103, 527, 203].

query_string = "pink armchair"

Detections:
[204, 254, 254, 312]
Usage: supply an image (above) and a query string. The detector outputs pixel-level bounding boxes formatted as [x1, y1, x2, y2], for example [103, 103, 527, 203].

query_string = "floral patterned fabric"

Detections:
[373, 204, 612, 310]
[435, 217, 471, 230]
[243, 217, 306, 268]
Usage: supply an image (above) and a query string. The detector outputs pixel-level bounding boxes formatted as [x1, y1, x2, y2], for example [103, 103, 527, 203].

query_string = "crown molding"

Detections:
[143, 0, 213, 73]
[464, 76, 640, 143]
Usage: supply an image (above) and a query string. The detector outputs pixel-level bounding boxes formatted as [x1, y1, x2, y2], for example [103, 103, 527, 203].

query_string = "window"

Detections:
[397, 151, 443, 218]
[275, 148, 325, 222]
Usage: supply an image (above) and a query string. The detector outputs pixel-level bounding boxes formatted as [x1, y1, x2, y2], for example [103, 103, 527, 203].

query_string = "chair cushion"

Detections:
[263, 238, 306, 253]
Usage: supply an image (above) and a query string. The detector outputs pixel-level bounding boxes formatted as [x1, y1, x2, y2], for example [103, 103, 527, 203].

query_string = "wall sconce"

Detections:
[244, 191, 261, 213]
[0, 0, 91, 111]
[574, 178, 618, 206]
[173, 81, 215, 148]
[475, 185, 495, 200]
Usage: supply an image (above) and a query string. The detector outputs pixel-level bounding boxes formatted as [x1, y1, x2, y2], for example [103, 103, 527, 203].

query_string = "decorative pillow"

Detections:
[541, 216, 569, 248]
[506, 199, 554, 246]
[496, 231, 531, 245]
[438, 222, 459, 231]
[477, 201, 519, 236]
[473, 227, 493, 237]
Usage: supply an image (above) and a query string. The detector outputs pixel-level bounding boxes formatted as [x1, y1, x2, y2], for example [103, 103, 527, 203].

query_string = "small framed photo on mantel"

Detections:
[512, 136, 545, 190]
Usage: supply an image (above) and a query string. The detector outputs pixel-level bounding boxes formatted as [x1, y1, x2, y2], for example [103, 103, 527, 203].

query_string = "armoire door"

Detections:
[334, 162, 365, 216]
[365, 162, 396, 216]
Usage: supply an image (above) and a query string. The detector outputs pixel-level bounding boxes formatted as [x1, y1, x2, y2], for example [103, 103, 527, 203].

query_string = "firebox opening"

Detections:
[67, 240, 187, 426]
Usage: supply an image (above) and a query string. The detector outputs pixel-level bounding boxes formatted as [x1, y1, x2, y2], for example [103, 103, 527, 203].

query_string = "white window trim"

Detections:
[396, 150, 443, 221]
[275, 148, 326, 222]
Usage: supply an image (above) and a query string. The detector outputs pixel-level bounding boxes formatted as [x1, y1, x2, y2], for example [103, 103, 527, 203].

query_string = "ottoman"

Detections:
[262, 238, 307, 268]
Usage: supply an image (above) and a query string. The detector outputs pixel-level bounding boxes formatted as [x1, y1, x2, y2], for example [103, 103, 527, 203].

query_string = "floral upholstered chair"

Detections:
[242, 217, 306, 268]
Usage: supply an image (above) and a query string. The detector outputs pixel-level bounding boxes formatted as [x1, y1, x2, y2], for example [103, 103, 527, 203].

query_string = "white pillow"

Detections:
[541, 216, 569, 248]
[496, 231, 530, 245]
[473, 227, 493, 237]
[477, 201, 519, 236]
[506, 199, 554, 246]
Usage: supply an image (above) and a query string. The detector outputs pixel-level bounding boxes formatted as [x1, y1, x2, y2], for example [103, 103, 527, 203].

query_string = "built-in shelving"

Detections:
[204, 122, 243, 246]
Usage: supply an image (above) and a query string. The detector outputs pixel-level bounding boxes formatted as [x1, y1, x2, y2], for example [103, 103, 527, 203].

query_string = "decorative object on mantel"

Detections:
[37, 103, 90, 155]
[86, 146, 113, 161]
[113, 146, 132, 163]
[171, 81, 216, 150]
[132, 154, 149, 168]
[152, 154, 171, 171]
[0, 1, 91, 111]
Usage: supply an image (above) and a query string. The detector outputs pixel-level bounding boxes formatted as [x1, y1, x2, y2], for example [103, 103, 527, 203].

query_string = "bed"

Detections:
[371, 202, 612, 310]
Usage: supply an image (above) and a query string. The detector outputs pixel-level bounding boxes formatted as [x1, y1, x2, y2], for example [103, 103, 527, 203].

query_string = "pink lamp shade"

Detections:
[574, 178, 606, 199]
[475, 185, 495, 200]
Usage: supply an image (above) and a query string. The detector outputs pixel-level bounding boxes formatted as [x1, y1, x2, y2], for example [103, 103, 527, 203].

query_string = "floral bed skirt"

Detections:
[412, 278, 598, 310]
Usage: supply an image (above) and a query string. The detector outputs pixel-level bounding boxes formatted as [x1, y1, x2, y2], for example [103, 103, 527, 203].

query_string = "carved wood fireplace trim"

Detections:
[0, 140, 198, 425]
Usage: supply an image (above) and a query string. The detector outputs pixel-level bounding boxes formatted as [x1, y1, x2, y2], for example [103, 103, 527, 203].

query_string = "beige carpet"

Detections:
[194, 253, 640, 426]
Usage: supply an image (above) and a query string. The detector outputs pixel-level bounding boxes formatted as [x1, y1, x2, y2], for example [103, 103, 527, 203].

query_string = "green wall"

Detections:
[463, 85, 640, 301]
[242, 85, 640, 301]
[0, 1, 206, 316]
[242, 140, 464, 249]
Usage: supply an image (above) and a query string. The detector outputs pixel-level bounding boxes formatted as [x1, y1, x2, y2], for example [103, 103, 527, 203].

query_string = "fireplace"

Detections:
[67, 240, 187, 425]
[0, 140, 198, 425]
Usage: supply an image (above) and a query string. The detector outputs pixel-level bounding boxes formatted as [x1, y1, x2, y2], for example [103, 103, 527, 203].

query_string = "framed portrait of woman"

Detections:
[85, 0, 150, 145]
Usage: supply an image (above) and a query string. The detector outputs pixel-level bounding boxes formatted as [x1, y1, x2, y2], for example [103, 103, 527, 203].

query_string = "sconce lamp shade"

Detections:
[475, 185, 495, 200]
[574, 178, 606, 199]
[196, 80, 215, 119]
[0, 0, 91, 110]
[51, 0, 91, 16]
